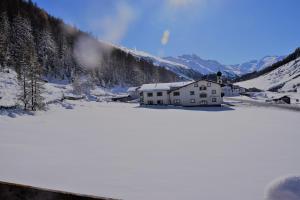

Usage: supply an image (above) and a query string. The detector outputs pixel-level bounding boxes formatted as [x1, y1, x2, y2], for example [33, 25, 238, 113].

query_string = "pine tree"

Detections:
[11, 15, 44, 111]
[36, 28, 57, 78]
[10, 15, 33, 73]
[18, 53, 31, 110]
[29, 49, 44, 111]
[0, 11, 10, 69]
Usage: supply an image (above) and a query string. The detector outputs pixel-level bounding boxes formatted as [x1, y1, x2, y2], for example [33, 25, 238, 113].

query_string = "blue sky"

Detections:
[32, 0, 300, 64]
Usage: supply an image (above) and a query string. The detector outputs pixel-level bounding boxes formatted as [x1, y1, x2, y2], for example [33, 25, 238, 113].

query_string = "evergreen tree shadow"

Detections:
[0, 106, 35, 118]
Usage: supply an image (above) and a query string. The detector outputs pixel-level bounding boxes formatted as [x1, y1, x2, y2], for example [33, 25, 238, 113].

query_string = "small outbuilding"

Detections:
[267, 95, 291, 104]
[222, 84, 247, 96]
[127, 86, 141, 100]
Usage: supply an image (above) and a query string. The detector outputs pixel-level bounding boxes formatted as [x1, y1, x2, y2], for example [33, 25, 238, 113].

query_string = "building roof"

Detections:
[127, 87, 140, 92]
[139, 81, 193, 92]
[139, 79, 223, 92]
[168, 79, 222, 93]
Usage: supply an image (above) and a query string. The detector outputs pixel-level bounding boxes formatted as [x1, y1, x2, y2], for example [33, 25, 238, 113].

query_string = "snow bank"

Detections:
[265, 176, 300, 200]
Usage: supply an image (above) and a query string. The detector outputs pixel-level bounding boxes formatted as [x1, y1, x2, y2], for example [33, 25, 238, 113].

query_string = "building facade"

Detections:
[222, 84, 246, 97]
[139, 80, 222, 107]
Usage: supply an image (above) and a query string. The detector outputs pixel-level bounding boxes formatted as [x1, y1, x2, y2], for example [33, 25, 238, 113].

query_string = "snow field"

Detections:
[1, 102, 300, 200]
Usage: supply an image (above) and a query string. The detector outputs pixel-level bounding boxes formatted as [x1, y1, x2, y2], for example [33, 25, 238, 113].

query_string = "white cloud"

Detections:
[98, 1, 136, 43]
[264, 176, 300, 200]
[161, 30, 170, 45]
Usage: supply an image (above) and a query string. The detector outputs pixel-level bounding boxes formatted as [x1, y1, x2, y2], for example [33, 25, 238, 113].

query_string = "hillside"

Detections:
[164, 54, 283, 77]
[0, 0, 202, 89]
[235, 48, 300, 83]
[234, 55, 285, 74]
[116, 47, 202, 80]
[237, 56, 300, 92]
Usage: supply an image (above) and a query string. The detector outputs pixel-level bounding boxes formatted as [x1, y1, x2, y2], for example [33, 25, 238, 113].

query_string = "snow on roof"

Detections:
[127, 87, 140, 92]
[139, 81, 193, 92]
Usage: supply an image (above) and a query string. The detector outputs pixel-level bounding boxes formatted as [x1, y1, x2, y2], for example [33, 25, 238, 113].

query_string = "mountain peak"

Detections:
[164, 54, 285, 77]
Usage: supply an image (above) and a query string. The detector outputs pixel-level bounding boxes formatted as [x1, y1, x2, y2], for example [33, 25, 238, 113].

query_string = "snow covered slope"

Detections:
[165, 54, 240, 77]
[114, 46, 202, 80]
[0, 68, 114, 108]
[235, 56, 285, 74]
[237, 57, 300, 92]
[164, 54, 284, 77]
[0, 69, 19, 107]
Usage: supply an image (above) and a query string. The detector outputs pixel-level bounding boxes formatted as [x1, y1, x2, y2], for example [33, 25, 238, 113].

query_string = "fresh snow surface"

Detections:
[1, 102, 300, 200]
[237, 57, 300, 92]
[139, 81, 193, 91]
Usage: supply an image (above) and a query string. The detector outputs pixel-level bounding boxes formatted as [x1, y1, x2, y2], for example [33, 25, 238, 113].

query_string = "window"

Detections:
[190, 99, 195, 103]
[199, 85, 207, 91]
[200, 100, 208, 105]
[200, 93, 207, 98]
[207, 82, 211, 87]
[173, 91, 180, 96]
[157, 100, 163, 105]
[212, 90, 216, 94]
[194, 83, 198, 87]
[190, 91, 195, 95]
[147, 92, 153, 97]
[212, 98, 217, 102]
[148, 101, 153, 105]
[174, 99, 180, 104]
[157, 92, 163, 96]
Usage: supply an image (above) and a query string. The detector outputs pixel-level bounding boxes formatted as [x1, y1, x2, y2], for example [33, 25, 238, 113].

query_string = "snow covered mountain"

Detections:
[164, 54, 239, 77]
[235, 55, 286, 74]
[237, 57, 300, 92]
[114, 47, 202, 80]
[164, 54, 284, 77]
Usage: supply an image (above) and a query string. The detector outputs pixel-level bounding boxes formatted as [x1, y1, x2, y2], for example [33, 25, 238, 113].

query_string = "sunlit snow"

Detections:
[1, 102, 300, 200]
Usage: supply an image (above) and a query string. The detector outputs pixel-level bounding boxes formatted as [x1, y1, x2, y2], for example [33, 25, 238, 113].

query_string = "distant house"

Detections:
[222, 84, 247, 96]
[111, 95, 132, 102]
[127, 86, 141, 100]
[139, 80, 223, 107]
[267, 96, 291, 104]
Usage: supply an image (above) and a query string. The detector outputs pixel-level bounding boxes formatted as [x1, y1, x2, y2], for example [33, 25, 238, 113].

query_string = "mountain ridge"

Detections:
[164, 54, 285, 78]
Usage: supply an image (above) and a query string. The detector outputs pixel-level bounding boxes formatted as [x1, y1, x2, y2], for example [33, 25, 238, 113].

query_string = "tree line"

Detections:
[0, 0, 181, 110]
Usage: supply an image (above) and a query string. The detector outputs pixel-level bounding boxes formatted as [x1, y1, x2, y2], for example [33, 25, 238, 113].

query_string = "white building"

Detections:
[222, 84, 246, 97]
[139, 80, 223, 107]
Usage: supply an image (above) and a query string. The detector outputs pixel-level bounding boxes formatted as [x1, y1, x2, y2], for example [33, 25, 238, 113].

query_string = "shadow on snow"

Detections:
[135, 104, 235, 112]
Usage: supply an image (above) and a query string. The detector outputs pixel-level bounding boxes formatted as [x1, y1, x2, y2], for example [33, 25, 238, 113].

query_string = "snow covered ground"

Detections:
[226, 92, 300, 106]
[1, 101, 300, 200]
[0, 67, 123, 109]
[0, 69, 19, 107]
